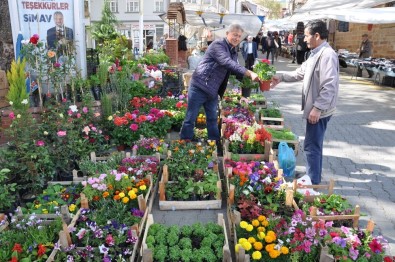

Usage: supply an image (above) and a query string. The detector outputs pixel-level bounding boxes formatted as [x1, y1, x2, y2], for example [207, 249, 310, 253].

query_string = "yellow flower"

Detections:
[241, 241, 252, 251]
[235, 244, 242, 253]
[119, 192, 125, 198]
[253, 242, 263, 251]
[43, 131, 48, 135]
[246, 224, 254, 232]
[42, 209, 48, 214]
[139, 185, 147, 191]
[262, 220, 269, 227]
[52, 201, 59, 206]
[69, 204, 76, 212]
[133, 188, 138, 193]
[240, 221, 248, 229]
[34, 204, 41, 209]
[59, 113, 64, 118]
[251, 219, 260, 227]
[122, 197, 129, 204]
[238, 238, 248, 244]
[257, 215, 266, 222]
[247, 237, 256, 243]
[108, 115, 113, 121]
[257, 232, 266, 240]
[281, 246, 289, 254]
[128, 190, 136, 197]
[252, 251, 262, 260]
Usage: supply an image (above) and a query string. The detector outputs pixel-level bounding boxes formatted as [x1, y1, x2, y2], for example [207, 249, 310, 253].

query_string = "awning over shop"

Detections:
[295, 0, 392, 13]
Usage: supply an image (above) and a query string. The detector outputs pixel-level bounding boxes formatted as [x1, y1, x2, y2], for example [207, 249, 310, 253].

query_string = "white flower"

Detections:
[21, 99, 28, 104]
[59, 113, 64, 118]
[17, 114, 21, 118]
[69, 105, 78, 112]
[107, 115, 113, 121]
[9, 101, 13, 105]
[43, 131, 48, 135]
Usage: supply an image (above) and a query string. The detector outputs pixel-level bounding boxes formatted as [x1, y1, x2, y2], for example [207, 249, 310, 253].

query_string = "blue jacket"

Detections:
[241, 41, 258, 61]
[190, 38, 247, 99]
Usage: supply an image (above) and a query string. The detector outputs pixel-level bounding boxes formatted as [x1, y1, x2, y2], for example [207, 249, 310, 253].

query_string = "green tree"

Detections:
[257, 0, 282, 19]
[6, 59, 29, 110]
[91, 0, 119, 43]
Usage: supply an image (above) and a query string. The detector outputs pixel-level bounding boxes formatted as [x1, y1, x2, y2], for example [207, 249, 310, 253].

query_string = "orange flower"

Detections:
[122, 197, 130, 204]
[47, 50, 56, 58]
[113, 195, 121, 201]
[37, 244, 46, 257]
[102, 191, 110, 198]
[253, 242, 263, 251]
[93, 195, 100, 201]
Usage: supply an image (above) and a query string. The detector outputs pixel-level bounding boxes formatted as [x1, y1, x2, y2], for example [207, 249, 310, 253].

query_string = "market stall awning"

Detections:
[294, 0, 392, 13]
[160, 10, 264, 39]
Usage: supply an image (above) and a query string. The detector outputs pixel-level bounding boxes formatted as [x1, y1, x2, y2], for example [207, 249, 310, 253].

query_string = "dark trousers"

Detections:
[266, 48, 275, 64]
[296, 51, 306, 64]
[245, 53, 255, 70]
[357, 66, 373, 77]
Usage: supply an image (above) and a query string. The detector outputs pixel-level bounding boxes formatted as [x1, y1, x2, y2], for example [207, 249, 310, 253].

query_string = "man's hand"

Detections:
[271, 75, 281, 89]
[249, 71, 259, 82]
[308, 107, 321, 124]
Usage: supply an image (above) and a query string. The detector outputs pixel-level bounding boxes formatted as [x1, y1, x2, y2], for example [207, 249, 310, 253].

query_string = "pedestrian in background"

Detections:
[241, 35, 258, 70]
[266, 31, 276, 64]
[271, 19, 339, 185]
[180, 24, 259, 148]
[356, 33, 373, 78]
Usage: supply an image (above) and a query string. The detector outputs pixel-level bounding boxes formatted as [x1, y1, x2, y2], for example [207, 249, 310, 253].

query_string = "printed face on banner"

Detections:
[18, 0, 74, 50]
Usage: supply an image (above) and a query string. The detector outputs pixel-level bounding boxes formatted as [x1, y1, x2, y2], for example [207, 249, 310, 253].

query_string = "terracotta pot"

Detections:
[116, 144, 127, 151]
[259, 80, 271, 91]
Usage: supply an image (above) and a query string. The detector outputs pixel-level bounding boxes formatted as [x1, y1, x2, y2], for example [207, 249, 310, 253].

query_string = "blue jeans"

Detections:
[180, 85, 219, 141]
[304, 115, 331, 185]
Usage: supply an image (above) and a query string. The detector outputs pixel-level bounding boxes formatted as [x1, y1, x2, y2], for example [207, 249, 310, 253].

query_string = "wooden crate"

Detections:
[158, 165, 222, 210]
[292, 178, 335, 203]
[0, 214, 9, 232]
[141, 213, 231, 262]
[272, 138, 299, 158]
[15, 205, 73, 225]
[260, 115, 284, 130]
[47, 170, 87, 185]
[223, 139, 274, 163]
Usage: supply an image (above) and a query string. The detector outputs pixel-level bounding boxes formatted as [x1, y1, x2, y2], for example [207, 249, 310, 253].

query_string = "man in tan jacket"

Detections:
[271, 20, 339, 185]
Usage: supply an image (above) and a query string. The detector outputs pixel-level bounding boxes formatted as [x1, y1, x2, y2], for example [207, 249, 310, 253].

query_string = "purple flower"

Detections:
[333, 236, 347, 248]
[349, 247, 359, 260]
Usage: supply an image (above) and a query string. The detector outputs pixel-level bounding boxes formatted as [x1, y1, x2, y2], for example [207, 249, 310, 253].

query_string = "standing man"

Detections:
[180, 24, 259, 146]
[271, 20, 339, 185]
[266, 32, 276, 64]
[47, 11, 74, 50]
[356, 34, 373, 78]
[241, 35, 258, 70]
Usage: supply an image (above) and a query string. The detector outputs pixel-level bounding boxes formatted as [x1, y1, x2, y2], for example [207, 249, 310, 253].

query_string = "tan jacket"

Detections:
[280, 42, 339, 119]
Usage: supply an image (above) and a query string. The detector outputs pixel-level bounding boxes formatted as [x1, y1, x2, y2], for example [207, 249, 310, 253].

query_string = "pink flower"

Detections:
[83, 126, 91, 135]
[76, 113, 81, 118]
[106, 234, 115, 246]
[54, 62, 61, 68]
[9, 112, 15, 119]
[130, 124, 139, 131]
[62, 98, 67, 103]
[67, 110, 73, 116]
[82, 107, 88, 113]
[36, 140, 45, 147]
[57, 130, 67, 137]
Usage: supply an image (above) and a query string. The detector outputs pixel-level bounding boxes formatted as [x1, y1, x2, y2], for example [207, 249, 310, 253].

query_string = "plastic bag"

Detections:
[278, 142, 296, 181]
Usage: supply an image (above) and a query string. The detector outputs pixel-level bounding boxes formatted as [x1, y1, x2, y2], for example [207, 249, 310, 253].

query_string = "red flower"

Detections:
[9, 257, 18, 262]
[12, 243, 23, 253]
[37, 244, 46, 257]
[29, 34, 39, 45]
[261, 59, 271, 64]
[114, 116, 128, 126]
[368, 239, 382, 254]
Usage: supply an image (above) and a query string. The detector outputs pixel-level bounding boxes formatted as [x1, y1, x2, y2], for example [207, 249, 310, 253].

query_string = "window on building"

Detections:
[156, 24, 164, 39]
[180, 0, 197, 3]
[118, 29, 131, 38]
[127, 0, 139, 12]
[155, 0, 164, 12]
[109, 0, 118, 12]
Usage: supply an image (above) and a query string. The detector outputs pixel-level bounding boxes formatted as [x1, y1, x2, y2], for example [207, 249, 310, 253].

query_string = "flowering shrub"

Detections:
[55, 206, 142, 261]
[21, 183, 83, 215]
[0, 214, 62, 262]
[225, 160, 286, 219]
[323, 225, 389, 261]
[253, 59, 276, 81]
[109, 108, 171, 146]
[132, 137, 168, 156]
[224, 122, 272, 154]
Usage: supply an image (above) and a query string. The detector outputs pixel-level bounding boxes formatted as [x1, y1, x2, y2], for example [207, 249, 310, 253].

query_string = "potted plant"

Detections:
[253, 59, 276, 91]
[240, 76, 259, 98]
[89, 74, 101, 100]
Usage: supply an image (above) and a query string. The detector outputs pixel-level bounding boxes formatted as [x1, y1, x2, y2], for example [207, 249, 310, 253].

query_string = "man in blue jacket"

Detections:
[241, 35, 258, 70]
[180, 24, 259, 145]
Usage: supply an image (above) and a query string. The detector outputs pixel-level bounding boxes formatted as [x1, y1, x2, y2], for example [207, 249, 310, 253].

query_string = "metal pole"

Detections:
[139, 0, 144, 57]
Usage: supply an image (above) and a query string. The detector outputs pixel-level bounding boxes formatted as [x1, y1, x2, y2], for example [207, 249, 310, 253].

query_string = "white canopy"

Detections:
[160, 10, 264, 39]
[295, 0, 392, 13]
